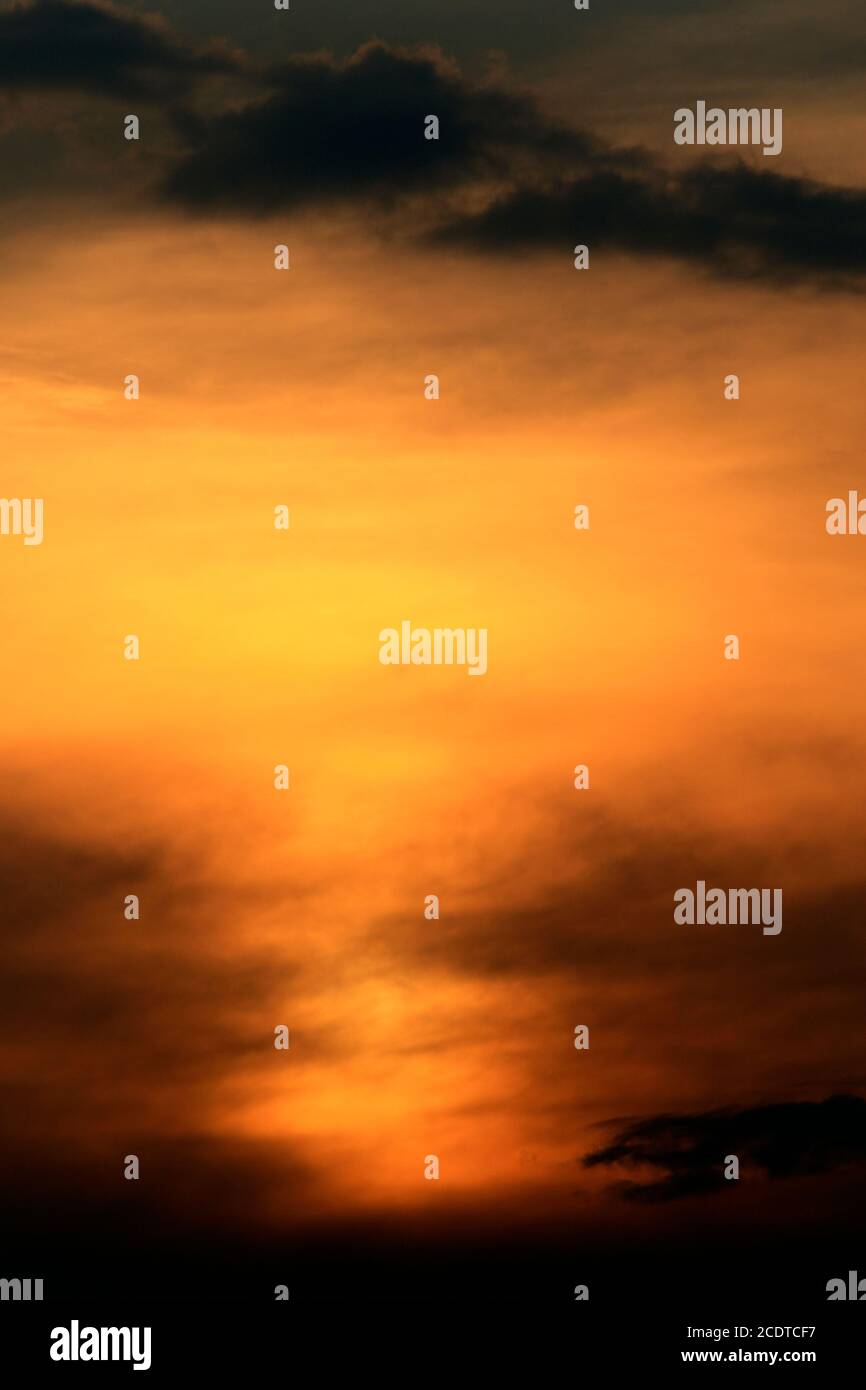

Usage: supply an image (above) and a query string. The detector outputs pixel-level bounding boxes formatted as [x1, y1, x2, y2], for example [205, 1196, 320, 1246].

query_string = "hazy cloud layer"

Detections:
[0, 812, 314, 1142]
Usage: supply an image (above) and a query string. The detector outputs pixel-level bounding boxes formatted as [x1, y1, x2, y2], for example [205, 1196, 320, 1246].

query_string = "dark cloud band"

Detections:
[3, 5, 865, 285]
[584, 1094, 866, 1201]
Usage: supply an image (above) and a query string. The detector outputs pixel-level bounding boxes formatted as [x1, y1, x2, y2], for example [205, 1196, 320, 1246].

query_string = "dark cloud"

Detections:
[155, 38, 866, 288]
[584, 1094, 866, 1201]
[0, 0, 237, 96]
[434, 161, 866, 287]
[2, 9, 865, 289]
[159, 40, 612, 215]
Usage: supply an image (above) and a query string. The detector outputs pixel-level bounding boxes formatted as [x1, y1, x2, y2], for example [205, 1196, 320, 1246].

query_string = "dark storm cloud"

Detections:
[435, 161, 866, 287]
[583, 1094, 866, 1202]
[3, 6, 866, 286]
[0, 0, 238, 95]
[159, 40, 613, 215]
[155, 39, 866, 287]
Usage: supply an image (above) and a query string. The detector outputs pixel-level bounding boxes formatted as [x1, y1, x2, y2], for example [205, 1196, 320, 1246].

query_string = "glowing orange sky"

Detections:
[3, 204, 866, 1232]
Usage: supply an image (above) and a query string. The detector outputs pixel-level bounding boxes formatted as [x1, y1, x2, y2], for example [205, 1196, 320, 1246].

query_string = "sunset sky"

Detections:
[2, 0, 866, 1308]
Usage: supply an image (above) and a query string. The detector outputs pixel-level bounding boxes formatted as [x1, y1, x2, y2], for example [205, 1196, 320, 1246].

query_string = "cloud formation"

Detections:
[434, 162, 866, 287]
[584, 1094, 866, 1201]
[0, 0, 237, 96]
[2, 5, 864, 287]
[0, 810, 314, 1146]
[160, 40, 612, 215]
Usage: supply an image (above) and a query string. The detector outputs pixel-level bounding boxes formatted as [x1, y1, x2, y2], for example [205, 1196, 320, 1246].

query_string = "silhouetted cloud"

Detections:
[2, 8, 865, 289]
[155, 39, 866, 288]
[159, 40, 614, 215]
[584, 1094, 866, 1201]
[0, 0, 237, 96]
[434, 162, 866, 287]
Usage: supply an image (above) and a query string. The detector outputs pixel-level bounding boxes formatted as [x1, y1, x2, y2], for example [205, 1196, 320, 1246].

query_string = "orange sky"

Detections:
[2, 4, 866, 1285]
[3, 210, 866, 1234]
